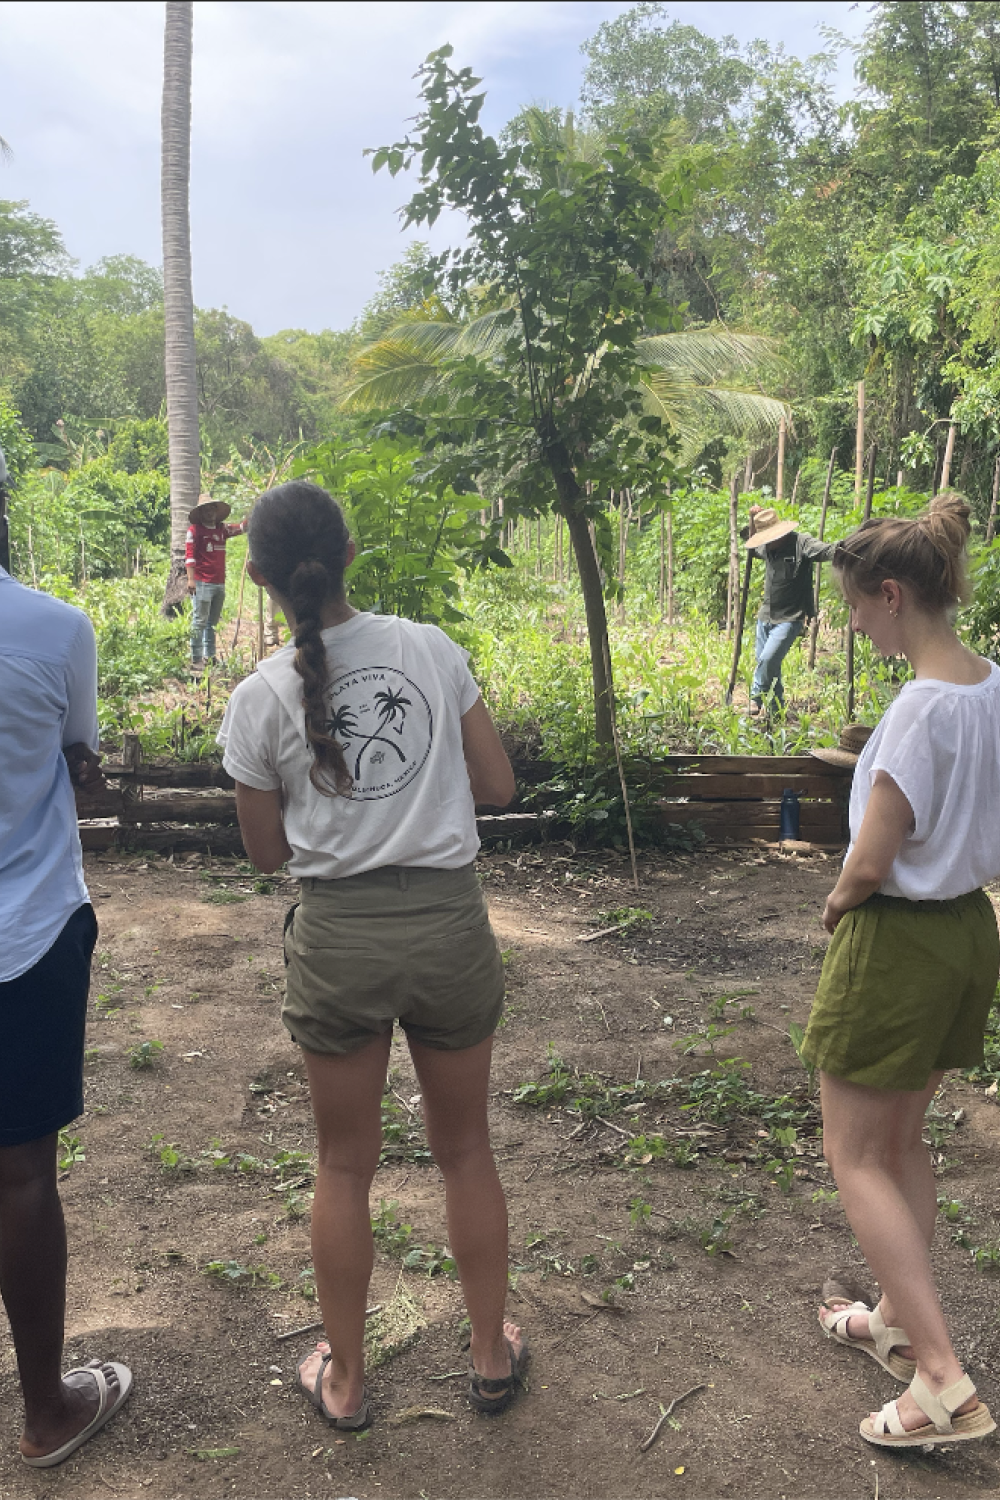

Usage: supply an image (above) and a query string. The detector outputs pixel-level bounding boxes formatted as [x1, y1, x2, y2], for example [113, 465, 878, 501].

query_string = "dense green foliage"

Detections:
[5, 1, 1000, 798]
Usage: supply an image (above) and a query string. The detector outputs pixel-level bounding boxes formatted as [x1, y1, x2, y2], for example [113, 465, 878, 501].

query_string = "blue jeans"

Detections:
[190, 581, 226, 661]
[752, 618, 801, 704]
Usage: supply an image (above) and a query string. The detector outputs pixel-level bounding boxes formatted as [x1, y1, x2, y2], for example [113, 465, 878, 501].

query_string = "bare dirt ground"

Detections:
[3, 843, 1000, 1500]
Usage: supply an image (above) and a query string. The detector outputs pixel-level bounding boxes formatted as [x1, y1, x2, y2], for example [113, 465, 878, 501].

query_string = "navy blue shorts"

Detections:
[0, 904, 97, 1147]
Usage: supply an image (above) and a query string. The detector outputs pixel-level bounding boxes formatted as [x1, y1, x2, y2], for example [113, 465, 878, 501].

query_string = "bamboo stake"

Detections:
[776, 415, 786, 502]
[790, 466, 801, 507]
[847, 444, 878, 719]
[618, 490, 626, 624]
[807, 446, 837, 670]
[940, 421, 957, 490]
[855, 380, 865, 500]
[658, 508, 665, 618]
[988, 453, 1000, 545]
[666, 502, 674, 627]
[601, 633, 639, 893]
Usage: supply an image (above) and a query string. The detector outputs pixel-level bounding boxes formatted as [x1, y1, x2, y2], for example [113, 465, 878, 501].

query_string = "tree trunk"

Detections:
[541, 428, 614, 745]
[161, 0, 199, 615]
[564, 505, 614, 745]
[940, 421, 956, 490]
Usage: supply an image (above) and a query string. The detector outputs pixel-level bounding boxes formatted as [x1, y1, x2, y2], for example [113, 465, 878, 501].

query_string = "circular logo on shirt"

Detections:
[325, 666, 433, 801]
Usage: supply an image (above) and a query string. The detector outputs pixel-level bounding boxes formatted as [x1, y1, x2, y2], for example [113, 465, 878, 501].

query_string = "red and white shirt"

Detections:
[185, 521, 245, 585]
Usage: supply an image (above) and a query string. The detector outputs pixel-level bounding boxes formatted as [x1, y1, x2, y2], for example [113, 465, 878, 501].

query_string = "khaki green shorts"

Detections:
[282, 864, 505, 1056]
[802, 889, 999, 1091]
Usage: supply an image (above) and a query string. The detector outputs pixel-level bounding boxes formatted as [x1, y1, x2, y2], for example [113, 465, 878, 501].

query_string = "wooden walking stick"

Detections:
[847, 444, 878, 718]
[726, 471, 739, 636]
[725, 513, 755, 706]
[807, 446, 837, 670]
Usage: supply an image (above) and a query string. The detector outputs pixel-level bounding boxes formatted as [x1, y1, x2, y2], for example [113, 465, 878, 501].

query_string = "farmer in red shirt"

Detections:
[185, 495, 246, 669]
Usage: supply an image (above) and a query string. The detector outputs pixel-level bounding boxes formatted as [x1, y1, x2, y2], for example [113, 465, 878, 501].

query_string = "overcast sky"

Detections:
[0, 1, 868, 336]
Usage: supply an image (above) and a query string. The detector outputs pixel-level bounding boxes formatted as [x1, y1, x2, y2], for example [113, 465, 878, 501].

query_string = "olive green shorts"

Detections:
[801, 889, 1000, 1091]
[282, 864, 505, 1056]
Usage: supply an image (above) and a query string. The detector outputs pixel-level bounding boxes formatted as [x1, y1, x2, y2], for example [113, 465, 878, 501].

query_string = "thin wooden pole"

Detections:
[808, 447, 837, 669]
[865, 442, 878, 521]
[855, 380, 865, 501]
[658, 508, 666, 618]
[725, 515, 755, 706]
[666, 503, 674, 627]
[618, 490, 626, 623]
[789, 465, 801, 507]
[848, 444, 878, 718]
[940, 421, 957, 491]
[726, 471, 739, 636]
[776, 416, 786, 502]
[988, 453, 1000, 545]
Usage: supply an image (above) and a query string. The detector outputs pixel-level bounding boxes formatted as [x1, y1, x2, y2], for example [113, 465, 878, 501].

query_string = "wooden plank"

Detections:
[654, 755, 849, 777]
[102, 763, 236, 789]
[657, 800, 842, 828]
[123, 795, 239, 825]
[74, 788, 124, 817]
[659, 774, 847, 800]
[79, 824, 119, 851]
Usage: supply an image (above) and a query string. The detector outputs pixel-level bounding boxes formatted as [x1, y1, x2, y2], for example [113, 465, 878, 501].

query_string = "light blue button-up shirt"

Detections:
[0, 569, 98, 981]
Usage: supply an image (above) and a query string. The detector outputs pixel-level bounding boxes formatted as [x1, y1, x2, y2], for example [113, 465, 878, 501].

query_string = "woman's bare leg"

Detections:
[300, 1032, 391, 1418]
[407, 1035, 521, 1389]
[820, 1070, 977, 1427]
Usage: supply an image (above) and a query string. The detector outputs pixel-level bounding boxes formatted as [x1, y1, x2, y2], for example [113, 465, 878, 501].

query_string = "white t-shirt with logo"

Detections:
[848, 661, 1000, 901]
[217, 613, 481, 879]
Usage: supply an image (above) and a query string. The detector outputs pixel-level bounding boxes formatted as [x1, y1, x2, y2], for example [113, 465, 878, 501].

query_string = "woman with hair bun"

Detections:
[806, 492, 1000, 1448]
[217, 482, 527, 1428]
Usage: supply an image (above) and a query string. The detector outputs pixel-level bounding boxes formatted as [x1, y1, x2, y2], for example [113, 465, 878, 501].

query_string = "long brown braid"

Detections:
[248, 482, 352, 796]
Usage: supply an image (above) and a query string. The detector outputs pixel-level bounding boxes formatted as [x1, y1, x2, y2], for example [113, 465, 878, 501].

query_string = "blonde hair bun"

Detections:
[834, 489, 972, 609]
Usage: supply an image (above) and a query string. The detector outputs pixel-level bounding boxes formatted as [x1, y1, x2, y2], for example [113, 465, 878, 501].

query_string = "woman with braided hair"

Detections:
[218, 482, 527, 1428]
[806, 493, 1000, 1449]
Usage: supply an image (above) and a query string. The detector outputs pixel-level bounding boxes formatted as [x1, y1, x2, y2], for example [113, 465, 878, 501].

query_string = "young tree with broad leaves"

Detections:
[366, 48, 722, 745]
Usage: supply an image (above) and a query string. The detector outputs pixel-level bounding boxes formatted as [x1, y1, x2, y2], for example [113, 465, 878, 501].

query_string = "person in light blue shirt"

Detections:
[0, 567, 132, 1467]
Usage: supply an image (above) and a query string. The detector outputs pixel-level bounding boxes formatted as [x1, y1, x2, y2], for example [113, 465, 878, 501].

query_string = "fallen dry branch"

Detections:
[640, 1383, 707, 1454]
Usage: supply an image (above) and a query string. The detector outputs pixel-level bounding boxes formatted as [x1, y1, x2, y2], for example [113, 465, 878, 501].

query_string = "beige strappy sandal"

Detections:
[818, 1298, 916, 1382]
[861, 1373, 996, 1448]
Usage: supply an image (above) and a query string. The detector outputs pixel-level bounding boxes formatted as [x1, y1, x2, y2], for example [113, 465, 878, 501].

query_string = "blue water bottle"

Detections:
[780, 788, 800, 841]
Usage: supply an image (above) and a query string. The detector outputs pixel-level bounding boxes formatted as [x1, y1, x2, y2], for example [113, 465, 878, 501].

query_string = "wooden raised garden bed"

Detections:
[76, 740, 851, 855]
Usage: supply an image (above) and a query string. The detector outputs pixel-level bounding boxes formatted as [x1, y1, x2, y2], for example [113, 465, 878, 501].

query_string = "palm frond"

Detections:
[343, 304, 517, 412]
[641, 373, 788, 451]
[635, 328, 776, 383]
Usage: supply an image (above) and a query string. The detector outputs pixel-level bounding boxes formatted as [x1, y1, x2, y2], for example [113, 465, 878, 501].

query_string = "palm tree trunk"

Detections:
[161, 1, 199, 615]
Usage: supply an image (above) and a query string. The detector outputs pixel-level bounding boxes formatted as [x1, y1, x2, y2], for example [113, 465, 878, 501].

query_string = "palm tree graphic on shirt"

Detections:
[327, 685, 411, 781]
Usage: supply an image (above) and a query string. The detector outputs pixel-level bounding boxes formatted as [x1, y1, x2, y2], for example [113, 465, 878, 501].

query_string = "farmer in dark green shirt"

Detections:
[746, 505, 836, 715]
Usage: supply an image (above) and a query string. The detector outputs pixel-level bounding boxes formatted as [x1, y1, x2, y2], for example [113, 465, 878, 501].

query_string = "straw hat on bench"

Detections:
[811, 723, 874, 768]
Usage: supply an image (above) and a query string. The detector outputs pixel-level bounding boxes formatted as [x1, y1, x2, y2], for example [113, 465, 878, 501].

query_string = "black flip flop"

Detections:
[468, 1335, 531, 1416]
